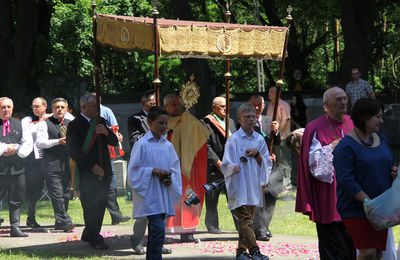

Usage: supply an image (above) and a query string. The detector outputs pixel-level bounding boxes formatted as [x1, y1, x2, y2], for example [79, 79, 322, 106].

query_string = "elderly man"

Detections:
[295, 87, 355, 259]
[21, 97, 49, 228]
[249, 94, 280, 241]
[0, 97, 33, 237]
[36, 98, 75, 232]
[266, 86, 292, 194]
[67, 94, 118, 250]
[345, 67, 376, 110]
[201, 96, 238, 234]
[164, 94, 209, 243]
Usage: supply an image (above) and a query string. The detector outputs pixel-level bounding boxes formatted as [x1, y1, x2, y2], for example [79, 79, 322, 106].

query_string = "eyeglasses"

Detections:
[331, 96, 348, 102]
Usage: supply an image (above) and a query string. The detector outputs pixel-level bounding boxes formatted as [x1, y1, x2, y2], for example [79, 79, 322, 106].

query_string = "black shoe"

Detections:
[180, 233, 200, 243]
[26, 218, 41, 228]
[132, 244, 145, 255]
[161, 247, 172, 254]
[208, 228, 222, 234]
[55, 223, 76, 232]
[0, 217, 4, 225]
[266, 230, 272, 238]
[256, 235, 270, 241]
[10, 227, 28, 237]
[111, 216, 130, 225]
[252, 250, 269, 260]
[90, 241, 110, 250]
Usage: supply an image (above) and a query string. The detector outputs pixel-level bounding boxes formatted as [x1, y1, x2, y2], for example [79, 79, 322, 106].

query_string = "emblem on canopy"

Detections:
[216, 33, 232, 53]
[121, 26, 130, 45]
[180, 74, 200, 110]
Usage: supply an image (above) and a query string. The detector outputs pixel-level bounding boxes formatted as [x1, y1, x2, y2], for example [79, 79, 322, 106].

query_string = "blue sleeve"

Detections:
[333, 139, 362, 197]
[100, 106, 118, 127]
[379, 133, 395, 166]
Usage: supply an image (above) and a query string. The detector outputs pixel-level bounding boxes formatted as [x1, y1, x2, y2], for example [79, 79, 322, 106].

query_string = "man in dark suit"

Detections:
[201, 96, 238, 234]
[127, 90, 156, 147]
[0, 97, 33, 237]
[249, 94, 280, 241]
[36, 98, 75, 232]
[67, 94, 118, 250]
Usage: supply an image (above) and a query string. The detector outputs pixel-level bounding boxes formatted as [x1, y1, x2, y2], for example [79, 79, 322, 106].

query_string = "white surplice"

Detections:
[128, 131, 182, 219]
[221, 128, 272, 211]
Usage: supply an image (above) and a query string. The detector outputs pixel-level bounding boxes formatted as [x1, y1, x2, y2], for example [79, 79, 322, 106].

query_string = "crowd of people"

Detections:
[1, 66, 398, 260]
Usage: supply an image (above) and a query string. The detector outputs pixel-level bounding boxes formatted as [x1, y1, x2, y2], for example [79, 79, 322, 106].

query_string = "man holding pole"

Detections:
[67, 93, 118, 250]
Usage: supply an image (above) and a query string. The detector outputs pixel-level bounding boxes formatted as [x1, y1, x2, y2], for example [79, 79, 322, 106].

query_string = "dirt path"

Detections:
[0, 223, 319, 259]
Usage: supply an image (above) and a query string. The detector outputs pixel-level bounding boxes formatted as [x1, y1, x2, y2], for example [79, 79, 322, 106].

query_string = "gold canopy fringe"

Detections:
[96, 15, 287, 60]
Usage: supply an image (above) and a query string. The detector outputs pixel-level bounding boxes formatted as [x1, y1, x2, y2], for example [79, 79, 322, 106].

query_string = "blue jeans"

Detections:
[146, 214, 165, 260]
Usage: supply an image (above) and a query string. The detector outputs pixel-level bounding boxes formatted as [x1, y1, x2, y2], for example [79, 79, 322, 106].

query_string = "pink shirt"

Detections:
[266, 99, 291, 139]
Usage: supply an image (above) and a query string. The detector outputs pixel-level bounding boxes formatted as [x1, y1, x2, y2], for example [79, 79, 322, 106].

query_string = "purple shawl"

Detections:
[295, 114, 353, 224]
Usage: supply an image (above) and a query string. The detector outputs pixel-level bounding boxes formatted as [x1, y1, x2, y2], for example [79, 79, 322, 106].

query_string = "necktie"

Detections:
[3, 120, 10, 137]
[257, 119, 262, 131]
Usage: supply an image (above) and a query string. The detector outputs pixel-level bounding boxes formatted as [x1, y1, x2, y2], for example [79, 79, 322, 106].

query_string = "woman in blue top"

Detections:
[333, 98, 398, 260]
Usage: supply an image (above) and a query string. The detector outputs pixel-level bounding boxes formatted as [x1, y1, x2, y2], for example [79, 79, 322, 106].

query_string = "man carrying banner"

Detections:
[67, 94, 118, 250]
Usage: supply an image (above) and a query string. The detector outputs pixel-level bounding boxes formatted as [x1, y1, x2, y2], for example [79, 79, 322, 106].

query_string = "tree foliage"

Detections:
[2, 0, 400, 110]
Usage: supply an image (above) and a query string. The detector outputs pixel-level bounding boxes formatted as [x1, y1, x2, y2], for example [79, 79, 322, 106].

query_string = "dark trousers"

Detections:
[205, 171, 238, 230]
[253, 192, 277, 236]
[236, 205, 259, 255]
[45, 170, 72, 226]
[0, 173, 26, 228]
[131, 217, 147, 247]
[146, 214, 165, 260]
[253, 165, 279, 236]
[25, 159, 46, 220]
[80, 173, 109, 245]
[106, 185, 124, 222]
[316, 222, 355, 260]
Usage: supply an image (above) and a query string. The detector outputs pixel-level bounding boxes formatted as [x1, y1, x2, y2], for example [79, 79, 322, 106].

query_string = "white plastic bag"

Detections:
[363, 175, 400, 231]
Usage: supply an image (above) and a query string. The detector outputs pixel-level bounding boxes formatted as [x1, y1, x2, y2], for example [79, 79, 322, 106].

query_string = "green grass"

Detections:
[0, 190, 399, 259]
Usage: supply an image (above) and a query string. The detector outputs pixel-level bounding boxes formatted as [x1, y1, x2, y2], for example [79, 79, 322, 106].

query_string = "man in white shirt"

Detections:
[36, 98, 75, 232]
[21, 97, 49, 228]
[0, 97, 33, 237]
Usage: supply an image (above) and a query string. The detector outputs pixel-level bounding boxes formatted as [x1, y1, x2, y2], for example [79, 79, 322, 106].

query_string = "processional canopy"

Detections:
[96, 14, 288, 61]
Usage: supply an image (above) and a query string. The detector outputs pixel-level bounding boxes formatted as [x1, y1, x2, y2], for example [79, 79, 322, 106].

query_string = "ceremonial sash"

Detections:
[205, 113, 231, 137]
[71, 118, 97, 193]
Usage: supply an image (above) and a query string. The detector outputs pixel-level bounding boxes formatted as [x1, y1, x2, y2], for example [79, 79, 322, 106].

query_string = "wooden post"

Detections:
[91, 0, 104, 173]
[224, 4, 232, 141]
[152, 2, 161, 105]
[268, 6, 293, 154]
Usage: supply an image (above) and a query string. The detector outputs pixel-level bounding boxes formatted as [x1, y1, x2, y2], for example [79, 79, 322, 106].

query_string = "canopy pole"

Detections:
[268, 6, 293, 154]
[152, 2, 161, 105]
[91, 0, 103, 172]
[224, 4, 232, 141]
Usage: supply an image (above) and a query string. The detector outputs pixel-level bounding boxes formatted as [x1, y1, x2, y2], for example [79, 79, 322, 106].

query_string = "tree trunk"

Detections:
[0, 0, 50, 111]
[340, 0, 376, 87]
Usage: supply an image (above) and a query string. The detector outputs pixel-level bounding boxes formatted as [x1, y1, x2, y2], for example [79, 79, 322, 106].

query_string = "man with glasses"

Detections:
[295, 87, 355, 259]
[345, 67, 375, 110]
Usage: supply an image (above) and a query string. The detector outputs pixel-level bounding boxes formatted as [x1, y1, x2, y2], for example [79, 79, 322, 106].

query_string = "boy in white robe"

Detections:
[128, 106, 182, 260]
[222, 103, 272, 260]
